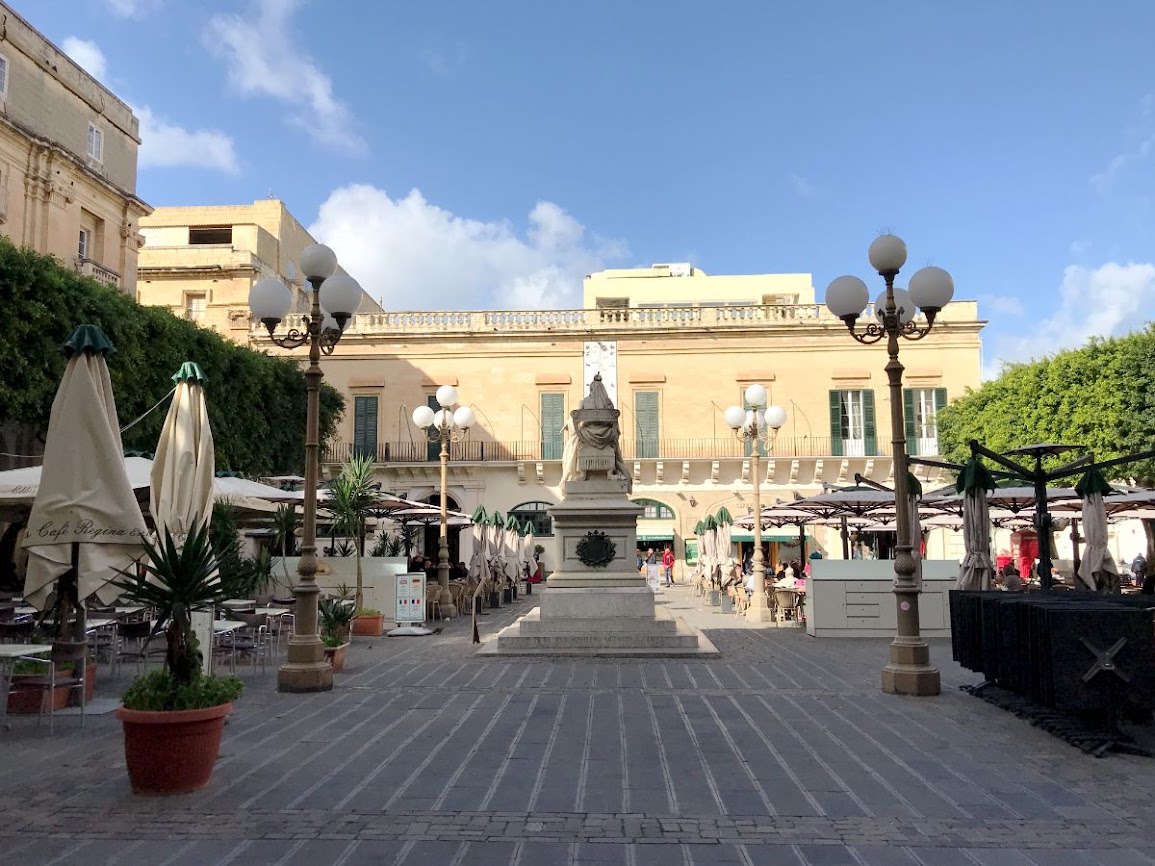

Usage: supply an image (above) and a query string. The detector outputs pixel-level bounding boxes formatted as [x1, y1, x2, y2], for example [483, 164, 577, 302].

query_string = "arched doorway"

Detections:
[423, 493, 463, 567]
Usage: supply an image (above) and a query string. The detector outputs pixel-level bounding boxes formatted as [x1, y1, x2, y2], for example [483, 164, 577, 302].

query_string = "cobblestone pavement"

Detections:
[1, 585, 1153, 865]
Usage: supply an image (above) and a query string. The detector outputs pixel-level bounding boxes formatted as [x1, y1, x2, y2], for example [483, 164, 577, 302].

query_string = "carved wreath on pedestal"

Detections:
[576, 530, 616, 568]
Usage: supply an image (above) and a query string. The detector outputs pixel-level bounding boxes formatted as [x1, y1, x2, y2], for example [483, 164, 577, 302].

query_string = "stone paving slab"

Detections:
[0, 585, 1153, 865]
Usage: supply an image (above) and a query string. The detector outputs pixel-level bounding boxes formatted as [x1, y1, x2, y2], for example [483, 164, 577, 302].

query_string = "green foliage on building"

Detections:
[0, 238, 344, 475]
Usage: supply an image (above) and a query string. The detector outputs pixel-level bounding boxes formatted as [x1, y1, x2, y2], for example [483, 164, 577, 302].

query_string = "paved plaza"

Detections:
[1, 585, 1153, 865]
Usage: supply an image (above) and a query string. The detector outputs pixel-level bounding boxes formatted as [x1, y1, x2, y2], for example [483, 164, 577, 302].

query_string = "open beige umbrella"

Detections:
[23, 325, 150, 614]
[150, 362, 215, 544]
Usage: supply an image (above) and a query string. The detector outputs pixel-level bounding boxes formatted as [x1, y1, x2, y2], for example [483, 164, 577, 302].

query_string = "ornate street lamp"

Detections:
[248, 243, 362, 693]
[824, 233, 954, 696]
[411, 385, 474, 619]
[723, 386, 787, 622]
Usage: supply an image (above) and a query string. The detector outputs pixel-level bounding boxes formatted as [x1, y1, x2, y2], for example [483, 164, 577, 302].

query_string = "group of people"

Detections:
[994, 553, 1155, 594]
[636, 546, 677, 586]
[744, 559, 807, 598]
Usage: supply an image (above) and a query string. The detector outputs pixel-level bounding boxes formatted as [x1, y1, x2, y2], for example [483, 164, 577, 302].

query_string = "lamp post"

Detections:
[824, 233, 954, 696]
[248, 243, 362, 693]
[412, 385, 474, 619]
[723, 386, 787, 622]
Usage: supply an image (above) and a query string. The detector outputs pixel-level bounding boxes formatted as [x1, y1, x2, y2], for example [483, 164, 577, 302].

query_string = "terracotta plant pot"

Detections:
[351, 614, 384, 636]
[324, 642, 350, 671]
[116, 702, 232, 795]
[6, 662, 96, 714]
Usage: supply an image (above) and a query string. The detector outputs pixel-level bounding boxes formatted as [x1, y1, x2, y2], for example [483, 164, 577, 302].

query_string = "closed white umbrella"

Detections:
[150, 362, 215, 545]
[714, 507, 738, 587]
[1076, 468, 1120, 592]
[906, 474, 924, 590]
[22, 326, 150, 611]
[955, 457, 995, 591]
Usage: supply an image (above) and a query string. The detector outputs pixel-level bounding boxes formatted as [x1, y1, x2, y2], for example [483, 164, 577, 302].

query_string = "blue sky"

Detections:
[27, 0, 1155, 378]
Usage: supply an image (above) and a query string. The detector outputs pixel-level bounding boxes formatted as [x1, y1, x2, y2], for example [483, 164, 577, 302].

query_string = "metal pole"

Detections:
[278, 276, 333, 693]
[437, 428, 457, 617]
[841, 515, 850, 559]
[746, 430, 772, 621]
[881, 274, 940, 696]
[1033, 456, 1055, 588]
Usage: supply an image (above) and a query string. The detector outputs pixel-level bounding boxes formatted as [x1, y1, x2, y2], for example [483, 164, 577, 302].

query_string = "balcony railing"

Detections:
[76, 258, 121, 290]
[322, 436, 927, 465]
[254, 300, 979, 341]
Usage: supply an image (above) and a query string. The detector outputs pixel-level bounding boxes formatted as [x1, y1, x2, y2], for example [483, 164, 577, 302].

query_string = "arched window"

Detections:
[509, 501, 554, 537]
[633, 498, 674, 520]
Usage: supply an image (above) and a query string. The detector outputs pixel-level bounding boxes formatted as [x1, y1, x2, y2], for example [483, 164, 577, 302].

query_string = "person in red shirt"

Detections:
[661, 546, 675, 586]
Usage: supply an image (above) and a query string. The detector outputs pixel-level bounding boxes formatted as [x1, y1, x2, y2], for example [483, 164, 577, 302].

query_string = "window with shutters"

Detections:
[829, 389, 876, 456]
[425, 394, 440, 461]
[634, 390, 659, 458]
[540, 392, 565, 459]
[0, 55, 8, 99]
[87, 123, 103, 162]
[904, 388, 947, 456]
[352, 396, 378, 460]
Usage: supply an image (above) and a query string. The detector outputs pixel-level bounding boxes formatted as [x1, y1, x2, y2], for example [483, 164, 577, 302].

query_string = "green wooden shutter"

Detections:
[540, 392, 564, 459]
[934, 388, 947, 411]
[635, 391, 659, 458]
[862, 389, 877, 456]
[828, 390, 843, 456]
[426, 395, 439, 462]
[903, 389, 917, 456]
[353, 396, 378, 460]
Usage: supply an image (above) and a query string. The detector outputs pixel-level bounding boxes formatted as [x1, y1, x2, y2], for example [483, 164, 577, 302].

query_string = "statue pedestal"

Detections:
[480, 477, 717, 657]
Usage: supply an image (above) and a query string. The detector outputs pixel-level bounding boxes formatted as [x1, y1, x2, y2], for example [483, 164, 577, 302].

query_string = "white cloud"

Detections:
[1092, 94, 1155, 191]
[789, 173, 824, 199]
[983, 261, 1155, 378]
[104, 0, 163, 17]
[308, 185, 629, 310]
[61, 37, 108, 83]
[135, 106, 240, 174]
[204, 0, 366, 155]
[978, 294, 1025, 318]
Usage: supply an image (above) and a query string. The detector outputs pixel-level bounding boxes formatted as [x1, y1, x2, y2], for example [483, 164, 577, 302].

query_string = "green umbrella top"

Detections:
[714, 505, 733, 525]
[172, 361, 208, 384]
[505, 514, 520, 531]
[471, 504, 488, 523]
[907, 472, 923, 499]
[62, 324, 115, 358]
[955, 455, 997, 495]
[1075, 466, 1114, 498]
[704, 514, 718, 531]
[489, 510, 504, 527]
[693, 519, 705, 536]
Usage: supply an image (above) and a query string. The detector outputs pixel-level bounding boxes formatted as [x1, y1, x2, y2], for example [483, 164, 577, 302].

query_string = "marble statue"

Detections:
[560, 373, 632, 492]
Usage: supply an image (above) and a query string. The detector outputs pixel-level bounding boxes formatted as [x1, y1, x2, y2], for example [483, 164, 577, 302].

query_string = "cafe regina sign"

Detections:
[31, 518, 149, 543]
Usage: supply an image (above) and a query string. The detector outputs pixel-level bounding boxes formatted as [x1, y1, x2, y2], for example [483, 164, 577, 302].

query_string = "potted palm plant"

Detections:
[111, 523, 243, 795]
[327, 454, 383, 636]
[319, 598, 354, 671]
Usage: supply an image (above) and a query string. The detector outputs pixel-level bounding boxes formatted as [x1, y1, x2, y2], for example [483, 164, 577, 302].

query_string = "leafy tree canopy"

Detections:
[938, 326, 1155, 485]
[0, 238, 343, 475]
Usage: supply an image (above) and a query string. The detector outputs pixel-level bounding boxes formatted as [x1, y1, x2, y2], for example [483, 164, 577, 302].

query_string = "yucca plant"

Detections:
[325, 454, 379, 612]
[319, 598, 356, 647]
[111, 522, 243, 711]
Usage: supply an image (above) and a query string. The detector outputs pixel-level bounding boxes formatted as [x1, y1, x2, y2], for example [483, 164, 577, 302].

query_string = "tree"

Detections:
[325, 454, 378, 612]
[0, 238, 343, 475]
[938, 326, 1155, 569]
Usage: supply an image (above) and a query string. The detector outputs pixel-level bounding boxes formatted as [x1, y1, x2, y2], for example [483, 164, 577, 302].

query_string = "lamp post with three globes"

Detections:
[248, 243, 363, 693]
[824, 234, 954, 696]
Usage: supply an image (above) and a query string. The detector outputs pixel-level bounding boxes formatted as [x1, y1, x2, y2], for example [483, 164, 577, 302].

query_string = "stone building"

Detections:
[0, 1, 148, 293]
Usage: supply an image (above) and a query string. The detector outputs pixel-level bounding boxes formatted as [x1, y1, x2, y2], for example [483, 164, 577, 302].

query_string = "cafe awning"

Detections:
[730, 530, 811, 543]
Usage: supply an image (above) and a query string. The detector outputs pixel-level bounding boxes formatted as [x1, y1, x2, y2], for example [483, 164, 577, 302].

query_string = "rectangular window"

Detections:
[184, 294, 206, 321]
[77, 228, 90, 259]
[87, 123, 103, 162]
[0, 55, 9, 98]
[904, 387, 947, 456]
[634, 390, 659, 458]
[540, 392, 565, 460]
[829, 389, 876, 456]
[189, 226, 233, 245]
[353, 396, 378, 460]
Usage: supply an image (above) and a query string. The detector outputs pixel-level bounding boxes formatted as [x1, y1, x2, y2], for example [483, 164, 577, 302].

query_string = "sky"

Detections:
[25, 0, 1155, 379]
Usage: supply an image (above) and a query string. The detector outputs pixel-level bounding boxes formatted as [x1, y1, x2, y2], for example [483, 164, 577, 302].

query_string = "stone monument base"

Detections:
[480, 586, 718, 657]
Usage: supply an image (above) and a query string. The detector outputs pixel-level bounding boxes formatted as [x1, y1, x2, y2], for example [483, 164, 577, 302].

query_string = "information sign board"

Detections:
[395, 572, 426, 624]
